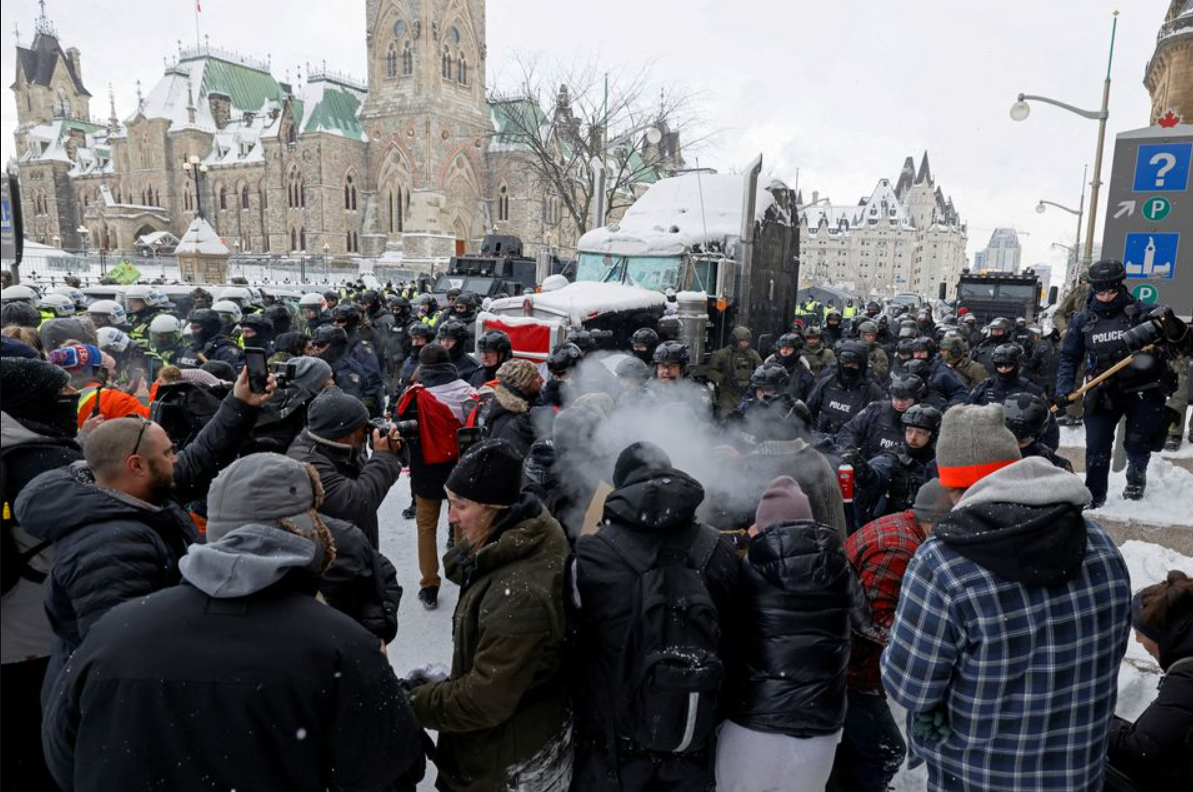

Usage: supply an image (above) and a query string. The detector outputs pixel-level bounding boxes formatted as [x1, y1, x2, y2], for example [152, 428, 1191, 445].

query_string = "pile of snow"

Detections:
[578, 173, 778, 256]
[1086, 455, 1193, 527]
[488, 281, 665, 325]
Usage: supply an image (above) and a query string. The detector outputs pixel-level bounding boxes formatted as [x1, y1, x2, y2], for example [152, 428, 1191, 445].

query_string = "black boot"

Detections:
[1123, 459, 1147, 501]
[1164, 435, 1182, 452]
[402, 500, 416, 520]
[418, 586, 439, 610]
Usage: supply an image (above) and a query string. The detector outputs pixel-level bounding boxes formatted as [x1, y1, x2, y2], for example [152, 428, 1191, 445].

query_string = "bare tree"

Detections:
[489, 54, 709, 237]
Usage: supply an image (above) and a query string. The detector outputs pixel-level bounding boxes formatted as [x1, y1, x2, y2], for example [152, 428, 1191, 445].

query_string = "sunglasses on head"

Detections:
[129, 415, 150, 458]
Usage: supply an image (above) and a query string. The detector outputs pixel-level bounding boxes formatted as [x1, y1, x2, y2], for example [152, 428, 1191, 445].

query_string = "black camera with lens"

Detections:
[272, 359, 300, 388]
[369, 417, 419, 440]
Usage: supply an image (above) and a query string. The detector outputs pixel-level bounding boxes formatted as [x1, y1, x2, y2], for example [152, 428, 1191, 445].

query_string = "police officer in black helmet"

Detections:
[1056, 259, 1185, 506]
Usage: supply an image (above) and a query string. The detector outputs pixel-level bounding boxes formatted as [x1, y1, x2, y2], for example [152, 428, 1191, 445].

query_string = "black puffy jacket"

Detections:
[572, 466, 740, 745]
[727, 520, 855, 738]
[1107, 609, 1193, 792]
[320, 515, 403, 643]
[42, 574, 423, 792]
[15, 395, 258, 699]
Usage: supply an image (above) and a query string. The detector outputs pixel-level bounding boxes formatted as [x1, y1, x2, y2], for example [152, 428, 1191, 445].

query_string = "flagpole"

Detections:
[194, 0, 201, 50]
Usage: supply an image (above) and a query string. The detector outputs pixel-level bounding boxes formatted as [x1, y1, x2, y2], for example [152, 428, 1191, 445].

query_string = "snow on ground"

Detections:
[377, 469, 1191, 792]
[1087, 455, 1193, 527]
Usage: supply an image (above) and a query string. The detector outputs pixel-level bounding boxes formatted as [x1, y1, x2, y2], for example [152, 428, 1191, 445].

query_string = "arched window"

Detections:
[55, 89, 70, 118]
[498, 184, 510, 221]
[288, 169, 305, 208]
[442, 47, 452, 79]
[290, 227, 297, 251]
[218, 184, 228, 211]
[259, 180, 268, 209]
[457, 54, 468, 85]
[402, 41, 413, 76]
[241, 184, 250, 210]
[344, 174, 357, 210]
[386, 43, 398, 79]
[286, 123, 297, 146]
[153, 187, 160, 207]
[388, 186, 405, 233]
[299, 227, 307, 251]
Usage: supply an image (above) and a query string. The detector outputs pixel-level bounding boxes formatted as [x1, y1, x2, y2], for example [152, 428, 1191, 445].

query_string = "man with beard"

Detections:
[807, 341, 887, 437]
[15, 366, 272, 703]
[764, 332, 817, 401]
[801, 324, 837, 377]
[178, 308, 244, 370]
[311, 325, 385, 417]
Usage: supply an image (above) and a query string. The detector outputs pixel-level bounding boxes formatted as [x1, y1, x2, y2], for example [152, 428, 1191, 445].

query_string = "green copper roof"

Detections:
[489, 98, 547, 149]
[198, 57, 287, 112]
[303, 83, 364, 139]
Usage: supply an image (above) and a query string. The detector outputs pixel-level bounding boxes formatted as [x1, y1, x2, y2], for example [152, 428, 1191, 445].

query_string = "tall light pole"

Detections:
[1012, 10, 1117, 269]
[1035, 164, 1088, 291]
[181, 154, 209, 219]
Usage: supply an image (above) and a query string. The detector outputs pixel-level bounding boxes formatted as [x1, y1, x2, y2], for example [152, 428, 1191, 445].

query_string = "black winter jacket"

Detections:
[727, 520, 855, 738]
[42, 575, 423, 792]
[321, 515, 403, 642]
[572, 467, 739, 745]
[16, 395, 259, 696]
[1107, 610, 1193, 792]
[478, 386, 537, 458]
[287, 430, 402, 548]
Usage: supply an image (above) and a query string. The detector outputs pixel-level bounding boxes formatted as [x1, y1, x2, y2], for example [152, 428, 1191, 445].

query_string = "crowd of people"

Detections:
[1, 261, 1191, 792]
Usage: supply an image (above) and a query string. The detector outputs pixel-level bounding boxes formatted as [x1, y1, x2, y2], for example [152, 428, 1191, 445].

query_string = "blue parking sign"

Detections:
[1133, 142, 1192, 192]
[1123, 232, 1179, 279]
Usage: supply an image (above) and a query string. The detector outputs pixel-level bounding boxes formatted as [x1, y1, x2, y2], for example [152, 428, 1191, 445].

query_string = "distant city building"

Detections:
[798, 152, 968, 299]
[1145, 0, 1192, 122]
[973, 227, 1022, 273]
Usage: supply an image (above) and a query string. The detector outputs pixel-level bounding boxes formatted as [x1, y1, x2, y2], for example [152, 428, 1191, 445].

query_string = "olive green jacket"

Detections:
[410, 499, 572, 792]
[948, 355, 990, 391]
[801, 343, 837, 377]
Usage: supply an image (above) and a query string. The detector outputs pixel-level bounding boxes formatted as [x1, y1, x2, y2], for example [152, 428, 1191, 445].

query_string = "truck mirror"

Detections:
[937, 282, 947, 301]
[1047, 286, 1058, 306]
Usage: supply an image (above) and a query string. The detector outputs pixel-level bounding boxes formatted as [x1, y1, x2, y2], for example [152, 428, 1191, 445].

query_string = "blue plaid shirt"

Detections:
[881, 518, 1131, 792]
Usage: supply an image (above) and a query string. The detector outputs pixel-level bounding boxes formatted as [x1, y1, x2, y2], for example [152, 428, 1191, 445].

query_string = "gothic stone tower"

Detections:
[361, 0, 490, 260]
[1145, 1, 1193, 122]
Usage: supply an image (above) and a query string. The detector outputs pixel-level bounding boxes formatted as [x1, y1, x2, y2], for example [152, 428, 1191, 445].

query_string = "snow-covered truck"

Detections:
[477, 159, 798, 362]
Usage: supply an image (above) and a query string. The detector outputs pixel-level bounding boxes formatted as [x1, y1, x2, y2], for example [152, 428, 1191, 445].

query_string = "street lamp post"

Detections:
[322, 243, 330, 282]
[181, 154, 209, 219]
[1012, 11, 1117, 268]
[1035, 164, 1088, 291]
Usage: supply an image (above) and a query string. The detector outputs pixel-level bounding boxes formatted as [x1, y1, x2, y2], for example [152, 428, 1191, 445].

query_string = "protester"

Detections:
[830, 478, 948, 792]
[1106, 570, 1193, 792]
[286, 388, 403, 549]
[15, 367, 271, 700]
[395, 343, 476, 609]
[0, 358, 83, 791]
[571, 442, 739, 790]
[407, 440, 573, 792]
[48, 343, 151, 428]
[882, 405, 1132, 792]
[41, 453, 424, 792]
[718, 476, 857, 792]
[475, 357, 542, 456]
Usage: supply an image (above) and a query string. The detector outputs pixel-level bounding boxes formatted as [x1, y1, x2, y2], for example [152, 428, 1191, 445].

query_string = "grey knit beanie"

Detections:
[936, 404, 1021, 489]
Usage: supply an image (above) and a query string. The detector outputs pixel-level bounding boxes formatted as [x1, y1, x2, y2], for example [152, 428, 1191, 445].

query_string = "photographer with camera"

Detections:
[286, 389, 403, 549]
[1056, 259, 1191, 507]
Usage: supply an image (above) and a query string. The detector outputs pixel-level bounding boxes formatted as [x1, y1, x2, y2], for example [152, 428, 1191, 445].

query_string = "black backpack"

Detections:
[149, 381, 230, 449]
[598, 523, 724, 754]
[1, 442, 72, 595]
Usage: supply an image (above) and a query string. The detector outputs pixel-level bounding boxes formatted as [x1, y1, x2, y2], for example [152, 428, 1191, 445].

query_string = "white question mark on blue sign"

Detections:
[1150, 152, 1178, 187]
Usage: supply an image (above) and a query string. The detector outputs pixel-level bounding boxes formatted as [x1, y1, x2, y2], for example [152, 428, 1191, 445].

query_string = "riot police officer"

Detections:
[311, 325, 385, 416]
[1056, 259, 1183, 505]
[806, 340, 886, 437]
[707, 326, 763, 418]
[179, 308, 244, 370]
[646, 340, 714, 419]
[800, 324, 837, 376]
[853, 403, 941, 525]
[835, 373, 926, 460]
[764, 332, 816, 401]
[969, 342, 1059, 449]
[630, 327, 659, 365]
[1004, 392, 1072, 471]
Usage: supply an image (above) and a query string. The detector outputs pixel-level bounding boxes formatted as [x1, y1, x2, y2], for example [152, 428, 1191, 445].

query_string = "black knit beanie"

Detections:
[445, 439, 523, 506]
[307, 389, 370, 439]
[419, 343, 450, 366]
[613, 441, 672, 488]
[1, 357, 70, 420]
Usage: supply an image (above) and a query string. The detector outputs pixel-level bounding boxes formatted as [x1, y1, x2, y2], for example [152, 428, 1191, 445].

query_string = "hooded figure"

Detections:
[41, 453, 423, 792]
[716, 477, 859, 792]
[1107, 570, 1193, 792]
[882, 450, 1132, 792]
[245, 356, 335, 454]
[571, 443, 739, 791]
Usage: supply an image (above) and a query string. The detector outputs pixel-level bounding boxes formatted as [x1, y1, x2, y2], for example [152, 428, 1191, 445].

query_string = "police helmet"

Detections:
[987, 317, 1012, 334]
[889, 373, 926, 401]
[547, 342, 583, 374]
[310, 325, 348, 348]
[149, 314, 182, 337]
[631, 327, 659, 350]
[615, 355, 651, 383]
[1087, 259, 1126, 291]
[407, 322, 436, 341]
[901, 403, 943, 434]
[991, 342, 1023, 368]
[476, 330, 513, 357]
[566, 328, 595, 354]
[910, 336, 936, 356]
[38, 293, 76, 318]
[857, 320, 878, 336]
[652, 340, 691, 368]
[211, 300, 243, 325]
[49, 285, 87, 310]
[87, 300, 128, 326]
[1003, 392, 1050, 441]
[837, 340, 869, 368]
[96, 326, 132, 354]
[1, 284, 38, 304]
[750, 361, 791, 391]
[437, 319, 469, 344]
[776, 332, 804, 352]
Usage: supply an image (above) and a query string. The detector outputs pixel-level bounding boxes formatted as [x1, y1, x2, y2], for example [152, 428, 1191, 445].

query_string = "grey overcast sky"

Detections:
[0, 0, 1168, 277]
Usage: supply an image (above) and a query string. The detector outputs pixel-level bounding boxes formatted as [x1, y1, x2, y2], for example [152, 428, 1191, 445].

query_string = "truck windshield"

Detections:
[959, 281, 1037, 302]
[576, 252, 683, 292]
